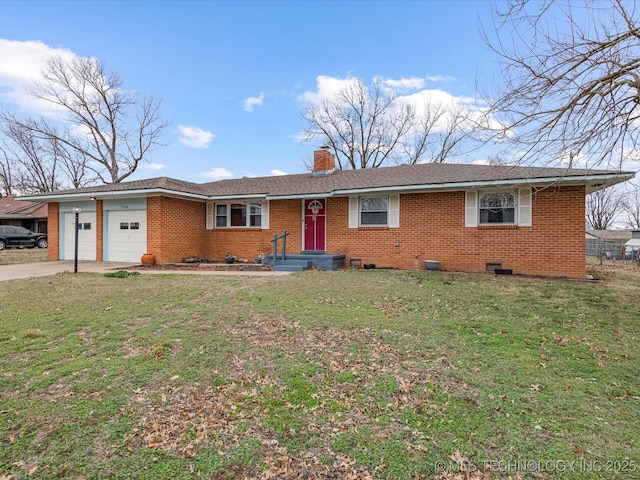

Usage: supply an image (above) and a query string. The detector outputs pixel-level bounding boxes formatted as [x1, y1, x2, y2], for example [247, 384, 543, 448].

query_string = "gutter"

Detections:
[267, 172, 635, 200]
[20, 172, 635, 203]
[20, 188, 270, 203]
[19, 188, 213, 202]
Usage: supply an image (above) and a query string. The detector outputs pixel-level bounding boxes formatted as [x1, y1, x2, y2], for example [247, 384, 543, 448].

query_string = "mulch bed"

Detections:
[130, 262, 273, 272]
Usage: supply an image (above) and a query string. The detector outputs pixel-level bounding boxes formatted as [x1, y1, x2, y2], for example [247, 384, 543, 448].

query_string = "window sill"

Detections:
[478, 224, 519, 230]
[214, 227, 263, 230]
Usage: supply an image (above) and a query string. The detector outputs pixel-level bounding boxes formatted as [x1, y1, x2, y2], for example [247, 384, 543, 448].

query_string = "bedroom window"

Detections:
[360, 196, 388, 226]
[249, 203, 262, 227]
[215, 205, 227, 227]
[349, 195, 399, 229]
[215, 202, 262, 228]
[479, 191, 516, 224]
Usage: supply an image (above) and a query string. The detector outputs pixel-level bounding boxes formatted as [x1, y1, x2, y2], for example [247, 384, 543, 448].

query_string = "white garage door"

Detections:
[64, 212, 97, 261]
[107, 210, 147, 262]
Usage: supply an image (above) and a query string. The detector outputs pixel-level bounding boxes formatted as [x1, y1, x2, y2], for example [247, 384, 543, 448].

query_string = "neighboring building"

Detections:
[0, 196, 48, 233]
[624, 230, 640, 261]
[21, 149, 635, 278]
[586, 229, 633, 259]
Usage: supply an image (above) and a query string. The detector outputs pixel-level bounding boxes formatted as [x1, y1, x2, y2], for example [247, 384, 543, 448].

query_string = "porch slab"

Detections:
[264, 253, 345, 271]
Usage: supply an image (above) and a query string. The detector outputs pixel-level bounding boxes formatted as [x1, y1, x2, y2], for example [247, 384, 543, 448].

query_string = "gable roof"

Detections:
[0, 196, 48, 219]
[586, 229, 633, 241]
[19, 162, 636, 203]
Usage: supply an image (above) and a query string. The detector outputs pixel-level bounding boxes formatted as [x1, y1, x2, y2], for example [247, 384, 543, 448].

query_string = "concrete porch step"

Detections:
[264, 253, 345, 271]
[272, 260, 313, 272]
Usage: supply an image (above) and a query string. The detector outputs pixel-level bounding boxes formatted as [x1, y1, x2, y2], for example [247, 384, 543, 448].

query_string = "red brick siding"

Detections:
[203, 200, 302, 261]
[146, 196, 207, 263]
[143, 185, 585, 278]
[322, 187, 585, 278]
[195, 187, 586, 278]
[47, 202, 60, 261]
[313, 149, 335, 172]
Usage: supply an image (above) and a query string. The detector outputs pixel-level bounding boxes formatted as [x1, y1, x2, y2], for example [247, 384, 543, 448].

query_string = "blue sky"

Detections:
[0, 0, 499, 183]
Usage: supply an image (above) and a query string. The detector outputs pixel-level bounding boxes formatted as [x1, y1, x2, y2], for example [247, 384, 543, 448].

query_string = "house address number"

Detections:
[121, 205, 129, 209]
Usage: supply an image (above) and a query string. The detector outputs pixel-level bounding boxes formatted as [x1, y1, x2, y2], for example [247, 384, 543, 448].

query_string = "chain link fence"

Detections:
[586, 239, 639, 263]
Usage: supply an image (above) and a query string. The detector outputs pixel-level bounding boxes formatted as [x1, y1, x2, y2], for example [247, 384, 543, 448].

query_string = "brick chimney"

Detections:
[313, 147, 335, 176]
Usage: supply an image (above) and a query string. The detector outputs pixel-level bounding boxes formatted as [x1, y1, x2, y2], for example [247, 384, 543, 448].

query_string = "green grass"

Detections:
[0, 268, 639, 479]
[0, 248, 47, 265]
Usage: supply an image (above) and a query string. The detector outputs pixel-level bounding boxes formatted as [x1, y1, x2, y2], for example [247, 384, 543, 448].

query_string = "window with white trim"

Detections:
[465, 188, 532, 228]
[349, 194, 399, 228]
[360, 196, 388, 226]
[479, 191, 515, 225]
[215, 202, 262, 228]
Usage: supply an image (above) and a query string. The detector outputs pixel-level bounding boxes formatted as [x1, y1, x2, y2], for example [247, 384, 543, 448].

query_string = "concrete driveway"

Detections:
[0, 261, 138, 282]
[0, 261, 290, 282]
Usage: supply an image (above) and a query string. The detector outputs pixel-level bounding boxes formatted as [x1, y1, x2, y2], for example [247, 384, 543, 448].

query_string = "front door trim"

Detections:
[303, 198, 326, 251]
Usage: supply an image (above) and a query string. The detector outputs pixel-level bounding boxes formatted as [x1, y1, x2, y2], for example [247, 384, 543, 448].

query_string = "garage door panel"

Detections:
[107, 210, 147, 262]
[64, 212, 96, 261]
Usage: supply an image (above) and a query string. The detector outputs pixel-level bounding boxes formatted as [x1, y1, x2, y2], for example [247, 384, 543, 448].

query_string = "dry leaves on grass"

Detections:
[256, 450, 374, 480]
[129, 383, 242, 457]
[229, 314, 458, 383]
[125, 315, 475, 478]
[434, 451, 524, 480]
[128, 382, 375, 478]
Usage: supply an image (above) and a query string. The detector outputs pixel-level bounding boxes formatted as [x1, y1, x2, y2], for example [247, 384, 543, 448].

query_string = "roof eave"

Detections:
[203, 194, 268, 201]
[268, 172, 635, 199]
[19, 171, 635, 202]
[19, 188, 211, 202]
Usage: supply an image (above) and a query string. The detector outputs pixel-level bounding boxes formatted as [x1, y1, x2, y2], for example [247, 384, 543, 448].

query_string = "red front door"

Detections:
[304, 198, 326, 251]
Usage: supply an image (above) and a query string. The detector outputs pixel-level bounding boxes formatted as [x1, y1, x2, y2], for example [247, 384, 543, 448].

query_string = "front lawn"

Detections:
[0, 269, 638, 479]
[0, 248, 47, 265]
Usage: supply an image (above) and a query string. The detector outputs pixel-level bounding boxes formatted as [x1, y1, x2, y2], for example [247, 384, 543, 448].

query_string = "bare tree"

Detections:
[1, 55, 170, 184]
[483, 0, 640, 170]
[0, 147, 16, 196]
[586, 188, 625, 230]
[0, 119, 92, 194]
[50, 138, 91, 189]
[621, 180, 640, 228]
[302, 78, 476, 169]
[1, 121, 61, 193]
[429, 104, 476, 163]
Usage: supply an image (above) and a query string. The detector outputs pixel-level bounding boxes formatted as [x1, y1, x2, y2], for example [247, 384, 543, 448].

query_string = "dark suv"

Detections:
[0, 226, 48, 250]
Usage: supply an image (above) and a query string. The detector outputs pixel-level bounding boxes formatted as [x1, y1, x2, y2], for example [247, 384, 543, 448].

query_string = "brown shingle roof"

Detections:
[0, 196, 48, 217]
[20, 162, 635, 201]
[22, 177, 208, 197]
[201, 163, 631, 197]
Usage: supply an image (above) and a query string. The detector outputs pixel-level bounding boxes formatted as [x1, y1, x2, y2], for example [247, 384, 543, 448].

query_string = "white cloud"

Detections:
[301, 76, 484, 132]
[178, 125, 215, 148]
[426, 74, 455, 83]
[299, 75, 507, 158]
[302, 75, 456, 104]
[243, 92, 265, 112]
[201, 167, 234, 180]
[380, 76, 425, 92]
[0, 38, 77, 114]
[270, 169, 287, 176]
[565, 147, 640, 172]
[393, 88, 485, 133]
[144, 162, 165, 171]
[299, 75, 361, 105]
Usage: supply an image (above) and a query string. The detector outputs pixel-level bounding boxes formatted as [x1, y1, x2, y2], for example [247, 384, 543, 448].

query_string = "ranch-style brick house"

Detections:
[22, 149, 635, 278]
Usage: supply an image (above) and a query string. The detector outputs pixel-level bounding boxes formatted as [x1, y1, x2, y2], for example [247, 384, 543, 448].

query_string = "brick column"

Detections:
[47, 202, 60, 261]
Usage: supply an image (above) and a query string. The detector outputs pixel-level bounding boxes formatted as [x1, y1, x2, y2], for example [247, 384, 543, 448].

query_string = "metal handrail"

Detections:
[270, 230, 289, 266]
